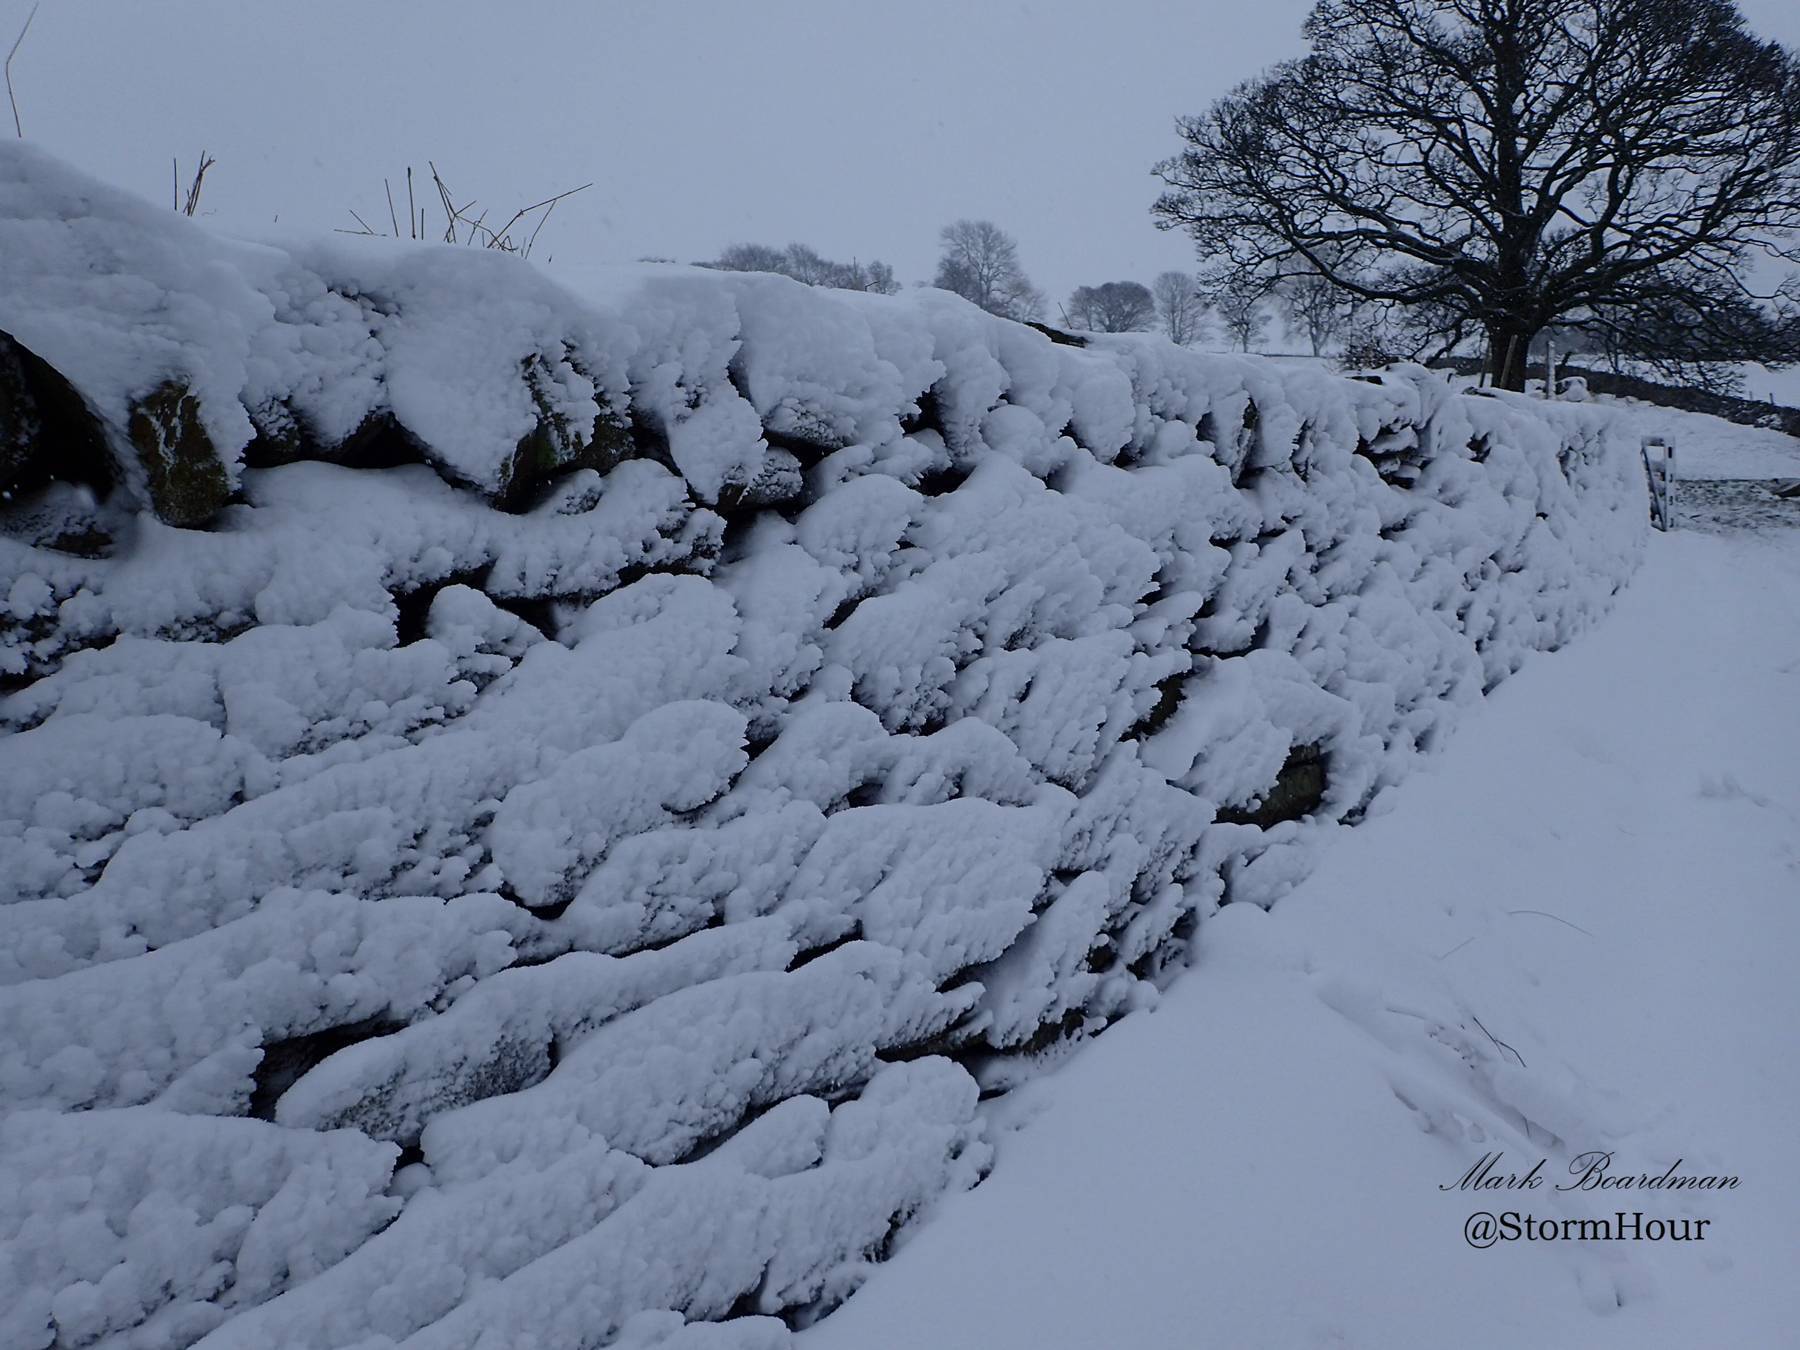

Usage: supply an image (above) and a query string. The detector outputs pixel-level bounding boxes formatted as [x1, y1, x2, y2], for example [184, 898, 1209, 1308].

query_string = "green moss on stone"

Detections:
[497, 351, 633, 510]
[127, 380, 232, 527]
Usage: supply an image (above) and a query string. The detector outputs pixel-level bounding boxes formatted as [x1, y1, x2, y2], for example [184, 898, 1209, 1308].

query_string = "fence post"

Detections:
[1642, 437, 1675, 530]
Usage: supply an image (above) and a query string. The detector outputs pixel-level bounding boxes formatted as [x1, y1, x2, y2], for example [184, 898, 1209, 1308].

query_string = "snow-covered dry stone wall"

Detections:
[1, 141, 1645, 1349]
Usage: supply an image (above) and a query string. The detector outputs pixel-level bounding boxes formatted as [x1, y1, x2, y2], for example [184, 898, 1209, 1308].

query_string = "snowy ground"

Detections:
[805, 518, 1800, 1350]
[1677, 480, 1800, 534]
[1621, 359, 1800, 414]
[1596, 398, 1800, 481]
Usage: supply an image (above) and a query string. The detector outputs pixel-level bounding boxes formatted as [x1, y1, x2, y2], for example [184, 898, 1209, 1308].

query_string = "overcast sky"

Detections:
[12, 0, 1800, 315]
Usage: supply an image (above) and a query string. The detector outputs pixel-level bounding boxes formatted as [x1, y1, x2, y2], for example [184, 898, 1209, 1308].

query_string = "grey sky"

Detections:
[12, 0, 1800, 315]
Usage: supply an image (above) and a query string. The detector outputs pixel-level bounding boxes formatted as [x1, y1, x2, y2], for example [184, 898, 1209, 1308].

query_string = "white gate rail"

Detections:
[1643, 438, 1676, 530]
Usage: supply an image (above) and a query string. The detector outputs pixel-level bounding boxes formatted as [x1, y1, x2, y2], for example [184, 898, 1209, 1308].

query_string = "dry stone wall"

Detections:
[0, 141, 1645, 1349]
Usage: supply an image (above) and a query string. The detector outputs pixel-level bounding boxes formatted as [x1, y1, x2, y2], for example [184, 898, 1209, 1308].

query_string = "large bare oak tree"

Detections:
[1152, 0, 1800, 388]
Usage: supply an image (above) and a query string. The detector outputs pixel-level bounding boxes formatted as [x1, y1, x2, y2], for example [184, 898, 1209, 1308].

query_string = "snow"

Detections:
[2, 142, 1660, 1348]
[2, 1107, 400, 1350]
[801, 524, 1800, 1350]
[273, 918, 800, 1148]
[1731, 360, 1800, 410]
[1607, 358, 1800, 418]
[1594, 398, 1800, 481]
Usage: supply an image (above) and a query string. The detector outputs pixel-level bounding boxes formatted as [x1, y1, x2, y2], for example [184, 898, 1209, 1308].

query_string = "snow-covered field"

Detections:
[1631, 359, 1800, 414]
[805, 520, 1800, 1350]
[1595, 397, 1800, 481]
[11, 137, 1794, 1348]
[1734, 360, 1800, 410]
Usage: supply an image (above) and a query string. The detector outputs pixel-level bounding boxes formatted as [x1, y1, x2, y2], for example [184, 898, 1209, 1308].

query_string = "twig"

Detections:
[348, 164, 590, 256]
[6, 1, 39, 138]
[429, 160, 458, 243]
[1506, 908, 1596, 939]
[1438, 907, 1597, 961]
[490, 182, 591, 256]
[1469, 1014, 1526, 1069]
[180, 150, 215, 217]
[516, 182, 594, 220]
[1434, 934, 1481, 962]
[523, 195, 559, 259]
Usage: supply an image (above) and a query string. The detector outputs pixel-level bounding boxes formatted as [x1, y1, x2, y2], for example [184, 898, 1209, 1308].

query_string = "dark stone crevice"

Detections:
[249, 1014, 408, 1121]
[1215, 742, 1329, 829]
[1024, 321, 1087, 348]
[1122, 674, 1185, 745]
[1, 328, 118, 506]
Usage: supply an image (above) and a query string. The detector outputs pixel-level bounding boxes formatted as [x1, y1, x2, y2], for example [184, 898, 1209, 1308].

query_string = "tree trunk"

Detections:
[1486, 324, 1537, 391]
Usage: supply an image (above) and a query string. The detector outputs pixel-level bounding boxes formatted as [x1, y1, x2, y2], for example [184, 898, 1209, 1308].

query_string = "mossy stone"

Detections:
[126, 380, 232, 527]
[496, 352, 633, 510]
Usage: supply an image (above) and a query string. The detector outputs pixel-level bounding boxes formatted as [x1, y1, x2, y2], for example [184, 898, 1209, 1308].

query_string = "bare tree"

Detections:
[1202, 269, 1273, 351]
[1066, 280, 1156, 332]
[933, 219, 1045, 321]
[1153, 0, 1800, 389]
[701, 242, 900, 294]
[1335, 297, 1454, 370]
[1277, 259, 1350, 356]
[1151, 270, 1204, 345]
[709, 243, 790, 275]
[780, 243, 834, 287]
[1578, 272, 1796, 390]
[829, 257, 899, 294]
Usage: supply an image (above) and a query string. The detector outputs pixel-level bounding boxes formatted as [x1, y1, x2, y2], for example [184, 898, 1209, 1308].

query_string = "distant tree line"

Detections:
[670, 0, 1800, 394]
[699, 242, 899, 294]
[699, 21, 1800, 397]
[691, 217, 1374, 355]
[690, 220, 1635, 369]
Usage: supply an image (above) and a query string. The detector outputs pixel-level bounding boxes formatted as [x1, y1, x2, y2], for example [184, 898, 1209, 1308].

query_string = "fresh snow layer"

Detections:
[802, 524, 1800, 1350]
[1594, 399, 1800, 481]
[2, 141, 1648, 1349]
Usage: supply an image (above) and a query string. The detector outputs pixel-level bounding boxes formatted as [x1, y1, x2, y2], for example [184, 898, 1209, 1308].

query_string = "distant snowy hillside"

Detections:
[1, 140, 1643, 1350]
